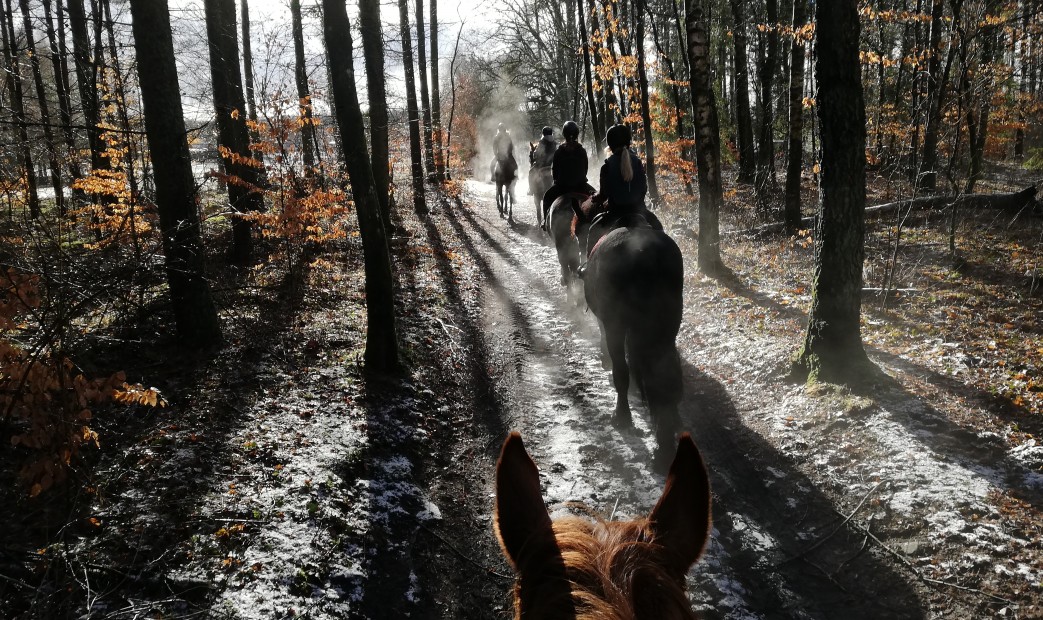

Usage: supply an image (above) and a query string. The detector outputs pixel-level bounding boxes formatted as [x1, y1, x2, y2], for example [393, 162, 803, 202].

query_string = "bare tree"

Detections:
[783, 0, 808, 233]
[2, 0, 39, 217]
[415, 0, 436, 178]
[290, 0, 315, 172]
[729, 0, 756, 183]
[128, 0, 222, 346]
[359, 0, 392, 228]
[203, 0, 265, 263]
[398, 0, 426, 213]
[321, 0, 400, 374]
[685, 0, 726, 275]
[793, 0, 874, 384]
[18, 0, 64, 214]
[430, 0, 445, 181]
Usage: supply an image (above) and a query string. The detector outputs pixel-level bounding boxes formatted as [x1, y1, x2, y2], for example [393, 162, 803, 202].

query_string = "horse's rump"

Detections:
[494, 153, 519, 183]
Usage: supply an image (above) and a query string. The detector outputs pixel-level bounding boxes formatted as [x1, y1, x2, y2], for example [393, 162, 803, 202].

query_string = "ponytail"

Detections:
[620, 148, 634, 183]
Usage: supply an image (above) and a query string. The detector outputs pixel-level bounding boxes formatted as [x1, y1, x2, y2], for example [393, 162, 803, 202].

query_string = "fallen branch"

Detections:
[777, 480, 885, 565]
[417, 523, 511, 581]
[841, 511, 1014, 606]
[727, 185, 1039, 237]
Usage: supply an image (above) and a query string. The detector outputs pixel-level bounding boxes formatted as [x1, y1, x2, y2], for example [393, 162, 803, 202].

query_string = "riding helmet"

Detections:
[562, 120, 580, 140]
[542, 126, 553, 136]
[606, 124, 632, 150]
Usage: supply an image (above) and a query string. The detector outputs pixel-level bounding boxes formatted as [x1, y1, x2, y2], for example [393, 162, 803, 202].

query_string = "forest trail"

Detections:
[11, 180, 1036, 619]
[406, 181, 974, 619]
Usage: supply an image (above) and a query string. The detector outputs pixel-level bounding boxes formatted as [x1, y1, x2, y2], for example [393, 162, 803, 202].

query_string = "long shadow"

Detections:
[0, 277, 314, 616]
[354, 195, 549, 617]
[715, 273, 1043, 510]
[440, 196, 613, 434]
[678, 360, 927, 619]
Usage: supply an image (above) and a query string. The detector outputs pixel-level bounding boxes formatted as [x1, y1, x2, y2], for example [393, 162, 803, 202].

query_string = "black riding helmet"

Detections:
[606, 124, 632, 150]
[542, 126, 553, 136]
[562, 120, 580, 141]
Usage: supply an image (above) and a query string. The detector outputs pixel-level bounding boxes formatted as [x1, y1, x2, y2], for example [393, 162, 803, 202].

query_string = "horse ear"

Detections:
[494, 432, 556, 570]
[648, 433, 713, 573]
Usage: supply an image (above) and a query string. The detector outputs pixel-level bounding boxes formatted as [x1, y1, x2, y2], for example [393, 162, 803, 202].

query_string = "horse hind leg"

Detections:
[605, 323, 632, 428]
[644, 347, 683, 471]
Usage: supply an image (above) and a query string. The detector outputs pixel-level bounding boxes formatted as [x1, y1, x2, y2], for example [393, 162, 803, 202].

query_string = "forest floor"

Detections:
[2, 169, 1042, 619]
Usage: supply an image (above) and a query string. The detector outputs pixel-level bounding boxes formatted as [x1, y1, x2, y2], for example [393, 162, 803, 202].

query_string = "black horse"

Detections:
[582, 222, 684, 470]
[493, 153, 518, 221]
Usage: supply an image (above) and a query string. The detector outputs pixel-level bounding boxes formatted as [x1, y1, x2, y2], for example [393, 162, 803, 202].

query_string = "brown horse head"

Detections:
[494, 432, 712, 619]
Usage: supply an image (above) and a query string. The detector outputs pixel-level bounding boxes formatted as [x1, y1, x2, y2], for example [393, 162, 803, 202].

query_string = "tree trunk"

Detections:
[917, 0, 947, 193]
[203, 0, 265, 264]
[415, 0, 436, 178]
[729, 0, 756, 183]
[685, 0, 726, 275]
[578, 0, 604, 151]
[430, 0, 445, 182]
[648, 8, 692, 194]
[127, 0, 222, 347]
[358, 0, 392, 229]
[67, 0, 109, 188]
[1, 0, 39, 218]
[321, 0, 400, 374]
[18, 0, 63, 214]
[398, 0, 426, 212]
[101, 0, 144, 259]
[290, 0, 315, 172]
[636, 0, 658, 203]
[793, 0, 873, 384]
[783, 0, 807, 233]
[754, 0, 780, 210]
[965, 0, 1000, 194]
[240, 0, 258, 124]
[1013, 4, 1028, 161]
[240, 0, 267, 169]
[41, 0, 83, 201]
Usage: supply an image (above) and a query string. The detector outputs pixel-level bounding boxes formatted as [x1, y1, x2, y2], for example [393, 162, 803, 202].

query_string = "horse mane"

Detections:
[496, 433, 711, 620]
[541, 515, 698, 620]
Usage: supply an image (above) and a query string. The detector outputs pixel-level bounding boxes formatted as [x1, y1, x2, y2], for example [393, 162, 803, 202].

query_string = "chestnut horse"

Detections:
[582, 222, 684, 469]
[494, 431, 712, 619]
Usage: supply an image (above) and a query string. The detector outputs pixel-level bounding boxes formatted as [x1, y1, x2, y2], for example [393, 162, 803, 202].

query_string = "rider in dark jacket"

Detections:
[490, 123, 514, 182]
[531, 126, 557, 167]
[590, 124, 661, 239]
[528, 126, 556, 196]
[541, 120, 596, 227]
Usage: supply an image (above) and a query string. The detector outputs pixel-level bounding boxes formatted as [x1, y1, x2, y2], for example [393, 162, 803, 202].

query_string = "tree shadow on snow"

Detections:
[678, 359, 928, 619]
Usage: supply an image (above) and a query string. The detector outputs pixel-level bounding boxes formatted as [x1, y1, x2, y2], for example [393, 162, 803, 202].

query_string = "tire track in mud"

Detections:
[448, 182, 933, 619]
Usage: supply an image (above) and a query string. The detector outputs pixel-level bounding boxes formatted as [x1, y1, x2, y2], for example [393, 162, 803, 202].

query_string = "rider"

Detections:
[541, 120, 595, 228]
[528, 126, 557, 196]
[490, 123, 514, 182]
[590, 124, 662, 236]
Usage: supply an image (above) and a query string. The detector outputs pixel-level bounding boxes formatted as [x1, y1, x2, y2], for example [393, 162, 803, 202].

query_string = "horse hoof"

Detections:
[652, 444, 674, 474]
[612, 410, 633, 430]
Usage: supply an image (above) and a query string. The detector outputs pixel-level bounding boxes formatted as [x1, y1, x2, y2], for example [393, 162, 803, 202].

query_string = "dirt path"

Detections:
[413, 182, 975, 619]
[12, 179, 1036, 619]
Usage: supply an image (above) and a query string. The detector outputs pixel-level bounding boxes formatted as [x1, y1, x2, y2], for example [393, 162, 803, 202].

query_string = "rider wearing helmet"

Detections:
[490, 123, 515, 182]
[528, 126, 557, 196]
[589, 124, 661, 243]
[541, 120, 595, 227]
